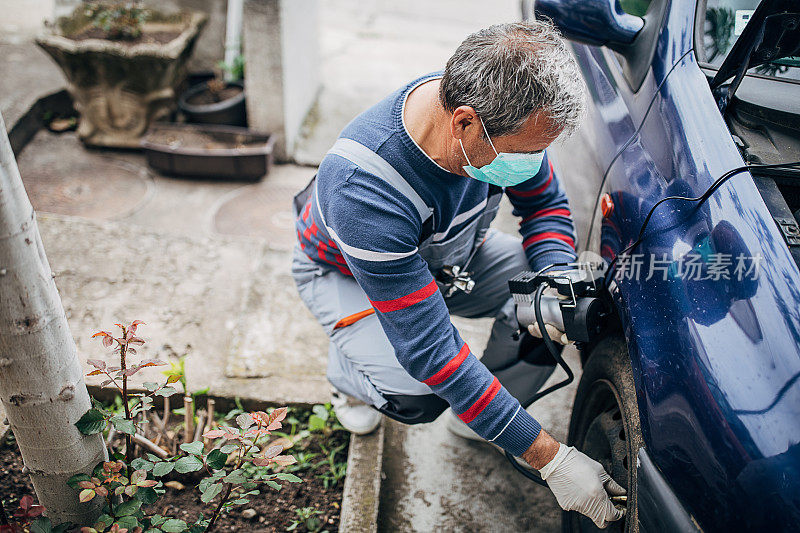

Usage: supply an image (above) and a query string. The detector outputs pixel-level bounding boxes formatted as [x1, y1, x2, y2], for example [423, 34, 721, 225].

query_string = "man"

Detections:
[292, 20, 624, 528]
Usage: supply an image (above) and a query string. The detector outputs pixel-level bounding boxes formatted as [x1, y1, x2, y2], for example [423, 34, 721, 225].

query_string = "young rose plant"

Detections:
[67, 321, 299, 533]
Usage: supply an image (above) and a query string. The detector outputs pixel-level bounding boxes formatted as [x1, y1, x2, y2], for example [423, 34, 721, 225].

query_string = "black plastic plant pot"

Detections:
[141, 123, 274, 182]
[178, 80, 247, 126]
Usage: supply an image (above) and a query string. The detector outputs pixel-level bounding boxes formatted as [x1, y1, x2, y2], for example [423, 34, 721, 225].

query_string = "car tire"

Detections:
[562, 336, 644, 533]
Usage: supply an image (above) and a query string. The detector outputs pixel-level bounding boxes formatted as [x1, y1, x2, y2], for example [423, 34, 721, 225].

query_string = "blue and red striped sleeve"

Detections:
[321, 169, 542, 457]
[506, 151, 578, 270]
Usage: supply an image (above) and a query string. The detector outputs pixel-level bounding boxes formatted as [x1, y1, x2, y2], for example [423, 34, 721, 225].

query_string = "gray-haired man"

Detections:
[293, 20, 625, 527]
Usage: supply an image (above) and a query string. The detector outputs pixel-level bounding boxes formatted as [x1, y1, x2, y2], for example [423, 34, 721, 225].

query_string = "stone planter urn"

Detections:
[36, 8, 207, 148]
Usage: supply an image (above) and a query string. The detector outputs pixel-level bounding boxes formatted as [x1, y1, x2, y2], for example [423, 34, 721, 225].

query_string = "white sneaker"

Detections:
[445, 408, 486, 442]
[330, 389, 381, 435]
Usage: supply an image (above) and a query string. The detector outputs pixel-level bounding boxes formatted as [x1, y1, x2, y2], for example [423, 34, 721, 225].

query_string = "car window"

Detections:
[701, 0, 800, 81]
[620, 0, 652, 17]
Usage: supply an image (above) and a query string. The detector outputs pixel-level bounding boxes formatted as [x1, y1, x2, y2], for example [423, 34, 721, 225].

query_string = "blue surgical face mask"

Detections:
[459, 118, 545, 187]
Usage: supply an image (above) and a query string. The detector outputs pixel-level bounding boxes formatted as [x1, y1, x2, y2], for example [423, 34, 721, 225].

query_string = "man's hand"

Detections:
[523, 431, 625, 529]
[526, 287, 571, 345]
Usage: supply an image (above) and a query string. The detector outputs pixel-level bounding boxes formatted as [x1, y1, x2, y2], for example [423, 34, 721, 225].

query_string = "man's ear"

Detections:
[450, 106, 478, 140]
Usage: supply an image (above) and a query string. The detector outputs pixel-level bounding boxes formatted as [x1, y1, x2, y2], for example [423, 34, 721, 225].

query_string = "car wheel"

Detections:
[563, 336, 643, 533]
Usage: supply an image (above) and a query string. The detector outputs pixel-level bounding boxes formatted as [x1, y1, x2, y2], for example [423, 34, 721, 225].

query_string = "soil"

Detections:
[146, 129, 261, 151]
[186, 87, 243, 107]
[0, 426, 349, 533]
[71, 27, 180, 45]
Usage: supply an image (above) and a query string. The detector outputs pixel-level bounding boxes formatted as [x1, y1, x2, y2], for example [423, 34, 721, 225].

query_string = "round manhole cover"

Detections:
[19, 157, 150, 220]
[213, 184, 298, 249]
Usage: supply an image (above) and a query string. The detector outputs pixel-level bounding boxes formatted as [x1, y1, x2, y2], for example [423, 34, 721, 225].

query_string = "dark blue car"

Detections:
[528, 0, 800, 530]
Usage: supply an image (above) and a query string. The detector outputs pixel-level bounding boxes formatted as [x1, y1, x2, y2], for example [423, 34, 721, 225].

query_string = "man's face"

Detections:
[450, 106, 561, 175]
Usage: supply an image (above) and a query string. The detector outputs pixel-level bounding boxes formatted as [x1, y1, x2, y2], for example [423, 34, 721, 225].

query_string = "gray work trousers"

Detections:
[291, 229, 555, 417]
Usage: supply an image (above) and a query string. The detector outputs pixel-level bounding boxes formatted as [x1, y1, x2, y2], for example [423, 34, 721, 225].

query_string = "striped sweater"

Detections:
[296, 73, 577, 456]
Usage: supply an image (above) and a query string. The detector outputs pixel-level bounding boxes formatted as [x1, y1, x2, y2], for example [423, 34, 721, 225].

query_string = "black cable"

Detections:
[504, 282, 577, 487]
[604, 161, 800, 285]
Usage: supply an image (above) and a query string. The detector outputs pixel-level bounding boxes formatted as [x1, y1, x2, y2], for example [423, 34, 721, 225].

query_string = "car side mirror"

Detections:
[535, 0, 644, 52]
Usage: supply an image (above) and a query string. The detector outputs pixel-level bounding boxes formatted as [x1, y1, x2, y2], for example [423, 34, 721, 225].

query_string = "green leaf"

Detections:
[30, 517, 52, 533]
[274, 473, 302, 483]
[179, 441, 204, 456]
[75, 409, 107, 435]
[223, 469, 246, 484]
[131, 458, 153, 471]
[153, 461, 175, 477]
[205, 449, 227, 470]
[115, 516, 140, 530]
[67, 473, 90, 490]
[229, 498, 249, 506]
[135, 486, 158, 505]
[200, 482, 223, 503]
[111, 416, 136, 435]
[96, 514, 114, 529]
[160, 518, 188, 532]
[157, 386, 178, 397]
[143, 382, 159, 391]
[114, 499, 141, 517]
[308, 415, 325, 432]
[265, 480, 281, 490]
[149, 514, 166, 526]
[174, 455, 203, 473]
[220, 444, 238, 454]
[312, 404, 329, 421]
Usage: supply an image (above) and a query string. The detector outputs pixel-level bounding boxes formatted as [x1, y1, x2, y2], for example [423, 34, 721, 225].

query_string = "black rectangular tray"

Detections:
[141, 123, 274, 181]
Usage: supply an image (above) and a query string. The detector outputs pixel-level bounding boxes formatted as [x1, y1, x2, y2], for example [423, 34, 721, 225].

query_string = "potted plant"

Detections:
[36, 2, 207, 148]
[178, 55, 247, 127]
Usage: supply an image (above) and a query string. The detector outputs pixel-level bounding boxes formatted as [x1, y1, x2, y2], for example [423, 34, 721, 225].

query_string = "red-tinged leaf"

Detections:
[250, 456, 271, 467]
[92, 331, 111, 338]
[124, 484, 137, 497]
[223, 433, 240, 441]
[273, 455, 296, 466]
[19, 495, 33, 510]
[267, 421, 282, 431]
[87, 359, 106, 370]
[140, 359, 165, 367]
[100, 379, 113, 388]
[127, 347, 136, 355]
[94, 485, 108, 497]
[26, 506, 44, 518]
[114, 485, 125, 496]
[78, 481, 95, 489]
[131, 320, 145, 328]
[268, 407, 288, 425]
[123, 367, 140, 377]
[102, 335, 113, 348]
[203, 429, 226, 439]
[166, 374, 182, 384]
[114, 323, 124, 329]
[137, 479, 157, 488]
[79, 488, 96, 502]
[105, 461, 124, 472]
[87, 369, 104, 376]
[265, 445, 283, 459]
[91, 477, 102, 485]
[130, 470, 146, 485]
[128, 337, 145, 346]
[108, 366, 121, 372]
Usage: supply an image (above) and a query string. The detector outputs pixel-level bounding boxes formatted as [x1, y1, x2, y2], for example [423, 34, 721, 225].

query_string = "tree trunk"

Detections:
[0, 113, 106, 525]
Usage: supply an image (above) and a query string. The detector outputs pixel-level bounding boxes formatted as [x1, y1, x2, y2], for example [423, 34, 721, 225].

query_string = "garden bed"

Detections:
[0, 402, 349, 533]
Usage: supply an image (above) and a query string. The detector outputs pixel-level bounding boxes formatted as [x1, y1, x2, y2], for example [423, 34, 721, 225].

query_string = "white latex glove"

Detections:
[540, 443, 626, 529]
[526, 286, 571, 345]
